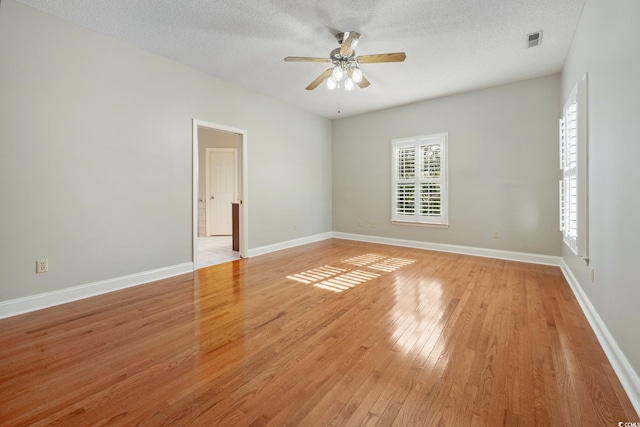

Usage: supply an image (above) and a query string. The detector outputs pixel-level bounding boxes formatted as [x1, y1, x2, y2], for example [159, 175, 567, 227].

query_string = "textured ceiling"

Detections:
[16, 0, 586, 119]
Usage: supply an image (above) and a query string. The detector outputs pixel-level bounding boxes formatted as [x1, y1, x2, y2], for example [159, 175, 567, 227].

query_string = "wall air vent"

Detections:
[527, 31, 543, 48]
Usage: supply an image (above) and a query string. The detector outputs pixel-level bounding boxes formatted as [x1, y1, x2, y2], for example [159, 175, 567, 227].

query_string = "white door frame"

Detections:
[205, 147, 238, 236]
[192, 119, 248, 264]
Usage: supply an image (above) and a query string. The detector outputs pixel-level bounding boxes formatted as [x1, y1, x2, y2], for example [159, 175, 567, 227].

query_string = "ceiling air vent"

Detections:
[527, 31, 543, 48]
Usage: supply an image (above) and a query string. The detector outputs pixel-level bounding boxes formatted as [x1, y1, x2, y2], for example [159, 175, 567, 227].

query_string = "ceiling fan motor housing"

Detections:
[330, 47, 355, 61]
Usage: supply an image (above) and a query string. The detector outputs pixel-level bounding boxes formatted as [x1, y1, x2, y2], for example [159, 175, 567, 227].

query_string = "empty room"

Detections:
[1, 0, 639, 425]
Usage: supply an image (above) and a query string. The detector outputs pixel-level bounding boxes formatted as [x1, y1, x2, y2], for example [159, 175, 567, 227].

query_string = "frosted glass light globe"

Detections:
[332, 66, 344, 81]
[352, 68, 363, 83]
[344, 77, 355, 91]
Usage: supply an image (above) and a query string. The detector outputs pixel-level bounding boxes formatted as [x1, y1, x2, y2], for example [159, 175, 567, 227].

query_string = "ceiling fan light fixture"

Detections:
[285, 31, 406, 91]
[352, 67, 363, 83]
[332, 66, 344, 81]
[344, 77, 355, 91]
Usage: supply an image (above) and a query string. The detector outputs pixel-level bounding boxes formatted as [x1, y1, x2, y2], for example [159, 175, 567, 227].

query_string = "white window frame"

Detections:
[391, 133, 448, 227]
[559, 74, 588, 258]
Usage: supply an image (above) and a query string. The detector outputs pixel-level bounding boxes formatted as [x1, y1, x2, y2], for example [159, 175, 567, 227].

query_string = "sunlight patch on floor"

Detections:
[286, 253, 415, 293]
[342, 253, 387, 266]
[368, 257, 416, 272]
[287, 266, 347, 284]
[314, 270, 381, 292]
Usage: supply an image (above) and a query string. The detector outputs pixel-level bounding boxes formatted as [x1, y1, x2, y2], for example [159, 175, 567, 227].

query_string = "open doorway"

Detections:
[192, 120, 248, 269]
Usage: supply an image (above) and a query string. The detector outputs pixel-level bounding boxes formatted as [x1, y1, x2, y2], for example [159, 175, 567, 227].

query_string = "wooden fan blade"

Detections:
[285, 56, 332, 63]
[305, 68, 333, 90]
[357, 75, 371, 88]
[357, 52, 407, 63]
[340, 31, 361, 57]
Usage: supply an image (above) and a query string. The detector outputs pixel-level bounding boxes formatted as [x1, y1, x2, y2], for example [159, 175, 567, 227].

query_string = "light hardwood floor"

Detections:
[0, 239, 637, 426]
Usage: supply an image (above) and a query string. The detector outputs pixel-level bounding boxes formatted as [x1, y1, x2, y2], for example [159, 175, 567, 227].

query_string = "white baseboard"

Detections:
[247, 232, 333, 258]
[0, 262, 193, 319]
[559, 261, 640, 416]
[332, 232, 562, 266]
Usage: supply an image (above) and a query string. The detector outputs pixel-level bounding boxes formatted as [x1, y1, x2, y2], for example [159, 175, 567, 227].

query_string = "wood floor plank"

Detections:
[0, 239, 636, 426]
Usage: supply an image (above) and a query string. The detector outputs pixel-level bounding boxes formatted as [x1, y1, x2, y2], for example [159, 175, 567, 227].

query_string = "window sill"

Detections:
[563, 239, 589, 265]
[391, 221, 449, 229]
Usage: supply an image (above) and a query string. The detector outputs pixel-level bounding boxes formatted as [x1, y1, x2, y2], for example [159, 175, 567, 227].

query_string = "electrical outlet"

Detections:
[589, 267, 595, 283]
[293, 223, 297, 231]
[357, 219, 363, 227]
[36, 259, 48, 274]
[370, 221, 376, 229]
[493, 230, 500, 239]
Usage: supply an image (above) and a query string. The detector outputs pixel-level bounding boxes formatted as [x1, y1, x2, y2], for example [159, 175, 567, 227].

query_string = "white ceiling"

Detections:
[17, 0, 586, 119]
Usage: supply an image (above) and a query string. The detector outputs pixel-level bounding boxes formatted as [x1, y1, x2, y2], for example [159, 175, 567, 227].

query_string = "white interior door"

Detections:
[206, 148, 237, 236]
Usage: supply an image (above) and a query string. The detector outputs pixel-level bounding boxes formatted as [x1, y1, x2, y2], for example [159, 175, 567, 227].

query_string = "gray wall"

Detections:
[332, 74, 561, 256]
[561, 0, 640, 381]
[0, 0, 332, 301]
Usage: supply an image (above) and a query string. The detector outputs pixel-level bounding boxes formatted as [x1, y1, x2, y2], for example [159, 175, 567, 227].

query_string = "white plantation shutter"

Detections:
[559, 118, 566, 232]
[397, 147, 416, 179]
[395, 147, 416, 215]
[560, 75, 588, 258]
[396, 183, 416, 215]
[419, 144, 442, 217]
[392, 134, 448, 226]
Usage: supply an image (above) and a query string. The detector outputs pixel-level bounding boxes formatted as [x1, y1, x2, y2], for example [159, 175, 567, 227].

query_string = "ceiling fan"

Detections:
[284, 31, 407, 91]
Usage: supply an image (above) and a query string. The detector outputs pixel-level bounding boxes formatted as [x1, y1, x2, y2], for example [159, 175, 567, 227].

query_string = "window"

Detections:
[560, 89, 578, 251]
[392, 133, 448, 227]
[560, 75, 588, 257]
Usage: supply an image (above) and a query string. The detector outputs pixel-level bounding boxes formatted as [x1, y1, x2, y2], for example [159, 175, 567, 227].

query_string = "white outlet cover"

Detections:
[36, 259, 48, 273]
